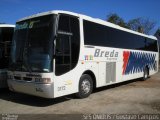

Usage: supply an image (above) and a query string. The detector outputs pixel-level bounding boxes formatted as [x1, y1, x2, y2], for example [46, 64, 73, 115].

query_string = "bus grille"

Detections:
[14, 76, 32, 82]
[23, 77, 32, 81]
[14, 76, 21, 80]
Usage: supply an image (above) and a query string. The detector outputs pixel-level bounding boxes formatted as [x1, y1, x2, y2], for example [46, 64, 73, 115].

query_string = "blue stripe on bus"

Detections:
[124, 51, 156, 75]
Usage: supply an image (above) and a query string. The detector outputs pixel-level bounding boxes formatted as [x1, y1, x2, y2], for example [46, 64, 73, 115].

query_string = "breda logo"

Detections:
[94, 49, 119, 58]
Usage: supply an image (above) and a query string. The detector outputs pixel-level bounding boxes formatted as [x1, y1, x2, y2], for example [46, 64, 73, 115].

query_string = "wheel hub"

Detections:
[81, 79, 91, 94]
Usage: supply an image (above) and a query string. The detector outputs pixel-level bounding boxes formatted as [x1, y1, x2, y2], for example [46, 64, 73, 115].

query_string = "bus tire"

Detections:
[76, 74, 93, 98]
[142, 67, 149, 80]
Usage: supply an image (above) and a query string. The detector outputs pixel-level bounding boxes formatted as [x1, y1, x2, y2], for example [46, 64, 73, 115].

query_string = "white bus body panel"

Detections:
[7, 10, 159, 98]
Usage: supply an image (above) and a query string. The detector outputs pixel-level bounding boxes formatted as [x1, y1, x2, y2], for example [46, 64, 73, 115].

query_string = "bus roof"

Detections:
[17, 10, 157, 40]
[0, 24, 15, 28]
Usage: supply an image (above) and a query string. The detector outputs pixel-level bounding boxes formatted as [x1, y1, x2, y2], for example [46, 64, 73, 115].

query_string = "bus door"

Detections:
[55, 33, 72, 75]
[55, 14, 80, 76]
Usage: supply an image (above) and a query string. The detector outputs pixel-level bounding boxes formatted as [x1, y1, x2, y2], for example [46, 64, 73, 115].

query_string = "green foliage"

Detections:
[107, 13, 128, 28]
[157, 28, 160, 36]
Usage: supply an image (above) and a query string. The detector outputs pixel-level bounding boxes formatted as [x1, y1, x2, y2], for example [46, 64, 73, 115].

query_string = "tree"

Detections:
[154, 28, 160, 60]
[106, 13, 156, 34]
[107, 13, 128, 28]
[128, 17, 156, 34]
[154, 28, 160, 37]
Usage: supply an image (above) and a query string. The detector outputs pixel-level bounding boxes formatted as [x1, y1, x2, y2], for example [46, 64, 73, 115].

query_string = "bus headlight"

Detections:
[35, 78, 51, 84]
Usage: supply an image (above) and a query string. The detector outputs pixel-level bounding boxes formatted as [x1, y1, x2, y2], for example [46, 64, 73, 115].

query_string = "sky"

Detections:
[0, 0, 159, 35]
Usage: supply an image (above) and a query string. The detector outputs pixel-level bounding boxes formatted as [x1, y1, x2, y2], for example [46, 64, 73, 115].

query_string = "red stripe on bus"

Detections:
[123, 51, 130, 75]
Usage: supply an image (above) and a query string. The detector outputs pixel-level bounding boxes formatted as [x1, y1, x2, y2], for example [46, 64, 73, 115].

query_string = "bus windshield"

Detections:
[10, 14, 56, 72]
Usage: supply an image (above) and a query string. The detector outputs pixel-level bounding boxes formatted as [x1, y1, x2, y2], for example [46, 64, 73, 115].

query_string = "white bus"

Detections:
[8, 10, 159, 98]
[0, 24, 15, 88]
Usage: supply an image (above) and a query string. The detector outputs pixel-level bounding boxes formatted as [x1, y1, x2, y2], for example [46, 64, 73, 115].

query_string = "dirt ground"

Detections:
[0, 71, 160, 119]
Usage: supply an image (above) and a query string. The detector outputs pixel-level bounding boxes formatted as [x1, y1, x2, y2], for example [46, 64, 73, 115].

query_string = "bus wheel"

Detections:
[76, 74, 93, 98]
[143, 67, 149, 80]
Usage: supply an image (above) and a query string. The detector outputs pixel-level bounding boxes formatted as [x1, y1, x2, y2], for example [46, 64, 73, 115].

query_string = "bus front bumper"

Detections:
[8, 79, 54, 98]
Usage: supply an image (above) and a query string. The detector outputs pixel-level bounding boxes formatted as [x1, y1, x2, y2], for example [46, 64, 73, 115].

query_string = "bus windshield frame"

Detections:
[10, 14, 57, 73]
